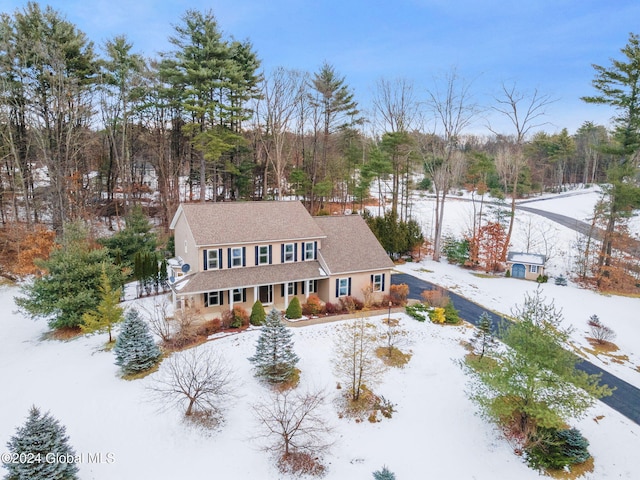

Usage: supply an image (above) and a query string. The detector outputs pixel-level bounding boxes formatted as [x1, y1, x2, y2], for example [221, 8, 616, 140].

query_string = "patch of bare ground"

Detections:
[375, 346, 412, 368]
[586, 337, 619, 353]
[544, 456, 594, 479]
[271, 368, 301, 393]
[44, 327, 83, 341]
[336, 386, 395, 424]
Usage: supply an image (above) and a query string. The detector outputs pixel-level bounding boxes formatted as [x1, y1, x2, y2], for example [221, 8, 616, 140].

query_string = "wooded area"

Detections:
[1, 3, 639, 292]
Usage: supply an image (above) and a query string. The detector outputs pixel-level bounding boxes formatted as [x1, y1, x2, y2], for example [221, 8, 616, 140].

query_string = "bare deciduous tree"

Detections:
[254, 67, 306, 200]
[253, 389, 333, 459]
[587, 314, 616, 345]
[490, 82, 555, 260]
[422, 68, 478, 261]
[139, 295, 173, 343]
[333, 317, 385, 402]
[149, 348, 234, 423]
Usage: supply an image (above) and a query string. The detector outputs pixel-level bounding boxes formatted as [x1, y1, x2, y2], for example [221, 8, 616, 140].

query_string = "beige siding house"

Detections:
[169, 201, 394, 316]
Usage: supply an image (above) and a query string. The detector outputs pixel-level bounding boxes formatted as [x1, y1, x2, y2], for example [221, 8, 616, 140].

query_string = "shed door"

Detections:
[512, 263, 526, 278]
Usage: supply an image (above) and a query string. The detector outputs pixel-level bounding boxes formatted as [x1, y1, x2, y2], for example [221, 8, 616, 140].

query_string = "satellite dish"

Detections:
[169, 276, 175, 284]
[181, 263, 191, 273]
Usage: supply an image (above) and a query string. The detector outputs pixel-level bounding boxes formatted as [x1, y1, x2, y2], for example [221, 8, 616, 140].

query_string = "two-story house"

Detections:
[169, 201, 394, 316]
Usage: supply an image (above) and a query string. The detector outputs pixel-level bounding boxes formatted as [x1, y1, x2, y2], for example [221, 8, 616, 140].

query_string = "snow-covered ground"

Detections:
[1, 185, 639, 479]
[1, 285, 638, 479]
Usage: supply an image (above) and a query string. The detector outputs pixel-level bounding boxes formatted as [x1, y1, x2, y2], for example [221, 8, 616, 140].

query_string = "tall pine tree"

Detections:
[114, 309, 161, 374]
[5, 406, 79, 480]
[248, 308, 299, 383]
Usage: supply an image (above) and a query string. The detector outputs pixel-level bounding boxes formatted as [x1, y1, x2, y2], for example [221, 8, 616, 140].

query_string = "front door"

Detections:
[512, 263, 525, 278]
[259, 285, 273, 304]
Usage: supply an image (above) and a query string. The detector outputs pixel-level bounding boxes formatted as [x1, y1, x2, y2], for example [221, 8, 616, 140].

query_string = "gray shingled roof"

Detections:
[174, 261, 328, 295]
[172, 201, 326, 246]
[506, 251, 546, 265]
[313, 215, 395, 274]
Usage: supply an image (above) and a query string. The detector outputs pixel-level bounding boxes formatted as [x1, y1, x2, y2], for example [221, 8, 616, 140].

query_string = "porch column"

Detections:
[228, 289, 234, 311]
[254, 286, 258, 304]
[284, 282, 289, 309]
[305, 280, 310, 300]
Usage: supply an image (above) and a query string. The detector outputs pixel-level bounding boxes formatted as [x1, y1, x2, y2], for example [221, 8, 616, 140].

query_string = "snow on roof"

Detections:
[506, 251, 546, 265]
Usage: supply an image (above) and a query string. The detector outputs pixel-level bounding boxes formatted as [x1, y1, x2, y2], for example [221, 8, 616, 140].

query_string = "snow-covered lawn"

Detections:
[2, 185, 639, 479]
[1, 283, 639, 479]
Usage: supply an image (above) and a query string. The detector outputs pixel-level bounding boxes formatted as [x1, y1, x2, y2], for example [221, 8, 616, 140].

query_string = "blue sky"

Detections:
[1, 0, 639, 135]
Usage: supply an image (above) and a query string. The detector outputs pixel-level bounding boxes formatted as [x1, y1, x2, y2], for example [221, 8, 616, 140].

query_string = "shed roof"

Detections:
[506, 251, 546, 265]
[170, 201, 326, 247]
[314, 215, 395, 274]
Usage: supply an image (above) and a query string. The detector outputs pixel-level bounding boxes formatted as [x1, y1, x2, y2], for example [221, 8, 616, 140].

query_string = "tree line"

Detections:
[1, 3, 639, 289]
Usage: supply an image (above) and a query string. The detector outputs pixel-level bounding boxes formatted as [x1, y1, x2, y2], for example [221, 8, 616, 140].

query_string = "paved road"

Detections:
[392, 272, 640, 426]
[515, 204, 640, 257]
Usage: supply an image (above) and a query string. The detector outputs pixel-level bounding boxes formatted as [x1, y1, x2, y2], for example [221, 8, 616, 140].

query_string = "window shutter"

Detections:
[218, 249, 223, 269]
[294, 243, 298, 262]
[382, 273, 385, 291]
[281, 244, 285, 263]
[370, 274, 373, 286]
[255, 246, 259, 266]
[204, 293, 209, 307]
[301, 281, 305, 294]
[348, 278, 352, 296]
[301, 242, 305, 260]
[269, 245, 272, 264]
[242, 247, 246, 267]
[227, 249, 231, 268]
[220, 291, 224, 306]
[242, 288, 247, 303]
[314, 241, 318, 260]
[294, 282, 298, 295]
[280, 284, 285, 297]
[335, 279, 339, 298]
[203, 250, 208, 271]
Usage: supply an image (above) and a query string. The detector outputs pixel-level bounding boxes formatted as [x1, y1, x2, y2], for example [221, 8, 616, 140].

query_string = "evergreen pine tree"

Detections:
[5, 406, 79, 480]
[471, 312, 496, 360]
[250, 300, 266, 326]
[285, 297, 302, 320]
[80, 265, 124, 343]
[114, 309, 161, 374]
[372, 465, 396, 480]
[248, 308, 299, 383]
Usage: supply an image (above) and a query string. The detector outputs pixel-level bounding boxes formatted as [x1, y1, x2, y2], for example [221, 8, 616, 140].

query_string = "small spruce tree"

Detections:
[5, 406, 79, 480]
[372, 465, 396, 480]
[80, 266, 124, 343]
[248, 308, 299, 383]
[114, 309, 162, 375]
[250, 300, 266, 326]
[286, 297, 302, 320]
[471, 312, 496, 360]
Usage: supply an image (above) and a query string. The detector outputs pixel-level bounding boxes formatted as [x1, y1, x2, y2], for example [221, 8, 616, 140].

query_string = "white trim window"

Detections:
[204, 291, 223, 307]
[232, 288, 244, 303]
[258, 245, 269, 265]
[304, 242, 315, 260]
[372, 273, 383, 292]
[529, 265, 539, 273]
[207, 249, 219, 269]
[287, 282, 295, 296]
[337, 278, 349, 297]
[307, 279, 318, 294]
[284, 243, 295, 263]
[231, 247, 243, 267]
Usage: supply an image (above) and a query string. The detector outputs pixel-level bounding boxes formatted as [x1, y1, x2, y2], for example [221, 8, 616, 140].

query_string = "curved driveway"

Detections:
[392, 272, 640, 426]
